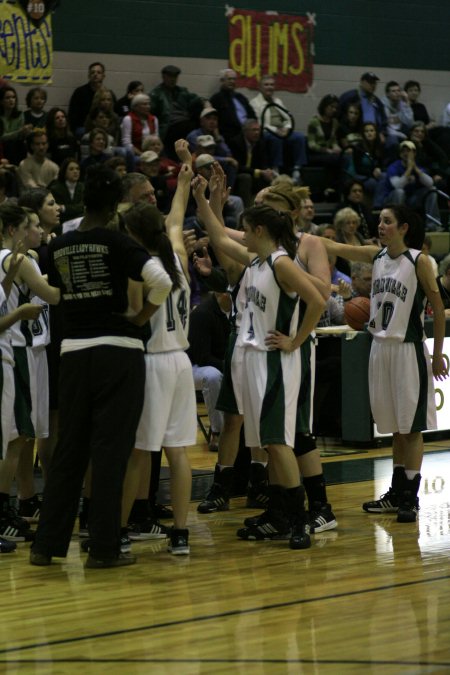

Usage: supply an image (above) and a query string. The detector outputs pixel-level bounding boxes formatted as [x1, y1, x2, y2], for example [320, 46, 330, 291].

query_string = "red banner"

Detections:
[228, 8, 314, 93]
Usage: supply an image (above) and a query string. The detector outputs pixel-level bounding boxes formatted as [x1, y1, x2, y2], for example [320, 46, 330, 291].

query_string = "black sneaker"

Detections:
[167, 528, 190, 555]
[85, 553, 137, 568]
[243, 511, 266, 527]
[237, 512, 291, 540]
[362, 487, 399, 513]
[309, 502, 338, 533]
[81, 529, 131, 555]
[246, 485, 269, 509]
[152, 504, 174, 520]
[197, 482, 230, 514]
[397, 475, 421, 523]
[128, 518, 169, 541]
[0, 536, 17, 553]
[289, 519, 311, 550]
[18, 495, 41, 523]
[0, 509, 33, 542]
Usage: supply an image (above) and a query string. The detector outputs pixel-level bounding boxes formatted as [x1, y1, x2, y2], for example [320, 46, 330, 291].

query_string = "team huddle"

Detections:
[0, 140, 447, 567]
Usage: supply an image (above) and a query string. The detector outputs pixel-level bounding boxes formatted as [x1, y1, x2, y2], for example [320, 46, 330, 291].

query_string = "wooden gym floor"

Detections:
[0, 429, 449, 674]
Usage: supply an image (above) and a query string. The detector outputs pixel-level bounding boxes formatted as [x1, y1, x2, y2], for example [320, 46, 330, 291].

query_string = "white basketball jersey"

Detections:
[145, 255, 190, 353]
[237, 249, 299, 351]
[368, 247, 425, 342]
[29, 257, 50, 348]
[0, 249, 33, 347]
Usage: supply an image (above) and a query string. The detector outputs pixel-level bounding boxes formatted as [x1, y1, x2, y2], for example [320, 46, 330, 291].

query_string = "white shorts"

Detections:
[135, 351, 197, 452]
[0, 359, 17, 457]
[369, 339, 437, 434]
[11, 346, 49, 440]
[241, 348, 301, 448]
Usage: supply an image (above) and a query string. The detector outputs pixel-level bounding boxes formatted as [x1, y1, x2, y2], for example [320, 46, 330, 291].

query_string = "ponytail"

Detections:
[124, 202, 181, 289]
[243, 204, 298, 258]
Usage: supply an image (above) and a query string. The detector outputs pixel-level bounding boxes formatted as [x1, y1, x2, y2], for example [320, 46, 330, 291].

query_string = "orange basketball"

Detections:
[344, 296, 371, 331]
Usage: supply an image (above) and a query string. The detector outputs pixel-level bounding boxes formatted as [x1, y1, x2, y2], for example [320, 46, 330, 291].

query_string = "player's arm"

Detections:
[165, 160, 193, 278]
[417, 254, 448, 380]
[321, 237, 379, 263]
[192, 175, 252, 267]
[300, 234, 331, 300]
[265, 256, 326, 351]
[11, 255, 60, 305]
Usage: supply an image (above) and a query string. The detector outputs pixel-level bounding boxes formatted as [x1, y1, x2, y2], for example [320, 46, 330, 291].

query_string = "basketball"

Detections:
[344, 296, 371, 331]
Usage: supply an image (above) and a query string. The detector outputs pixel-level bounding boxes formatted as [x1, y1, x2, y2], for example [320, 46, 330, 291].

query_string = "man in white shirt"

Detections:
[250, 75, 307, 183]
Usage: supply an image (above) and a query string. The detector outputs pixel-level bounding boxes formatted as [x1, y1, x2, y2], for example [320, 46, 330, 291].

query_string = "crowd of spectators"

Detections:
[1, 60, 449, 560]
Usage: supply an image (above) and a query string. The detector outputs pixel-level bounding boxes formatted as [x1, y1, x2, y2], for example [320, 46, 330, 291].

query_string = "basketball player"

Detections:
[0, 204, 58, 543]
[193, 177, 325, 549]
[322, 205, 448, 522]
[123, 160, 197, 555]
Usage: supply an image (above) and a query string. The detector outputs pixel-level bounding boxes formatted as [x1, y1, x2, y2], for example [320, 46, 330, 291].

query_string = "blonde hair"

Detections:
[334, 207, 361, 236]
[261, 183, 310, 213]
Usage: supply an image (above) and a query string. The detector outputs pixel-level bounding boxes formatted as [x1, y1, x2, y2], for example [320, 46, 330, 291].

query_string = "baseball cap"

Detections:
[162, 65, 181, 76]
[196, 135, 216, 148]
[399, 140, 416, 151]
[139, 151, 159, 163]
[361, 72, 379, 82]
[200, 107, 218, 119]
[195, 154, 215, 169]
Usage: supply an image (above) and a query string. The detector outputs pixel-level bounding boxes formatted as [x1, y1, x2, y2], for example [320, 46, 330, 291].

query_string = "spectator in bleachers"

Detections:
[210, 69, 256, 145]
[104, 155, 128, 178]
[249, 74, 307, 181]
[349, 123, 387, 208]
[46, 108, 79, 165]
[137, 150, 173, 213]
[334, 207, 366, 247]
[307, 95, 341, 166]
[338, 180, 377, 239]
[408, 122, 449, 190]
[381, 81, 414, 147]
[337, 102, 363, 151]
[194, 154, 243, 227]
[192, 134, 237, 189]
[68, 62, 114, 136]
[23, 87, 48, 130]
[186, 107, 230, 156]
[0, 85, 32, 165]
[114, 81, 144, 119]
[339, 72, 387, 136]
[120, 93, 158, 159]
[85, 88, 121, 142]
[382, 140, 443, 231]
[142, 134, 180, 194]
[404, 80, 434, 127]
[85, 107, 121, 147]
[228, 119, 275, 207]
[80, 128, 111, 177]
[17, 130, 59, 193]
[48, 158, 84, 224]
[150, 65, 204, 154]
[297, 194, 319, 234]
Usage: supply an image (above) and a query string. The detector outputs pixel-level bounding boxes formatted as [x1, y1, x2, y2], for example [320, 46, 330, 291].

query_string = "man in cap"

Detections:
[150, 65, 205, 156]
[192, 132, 238, 188]
[194, 154, 243, 228]
[382, 140, 443, 230]
[339, 72, 387, 136]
